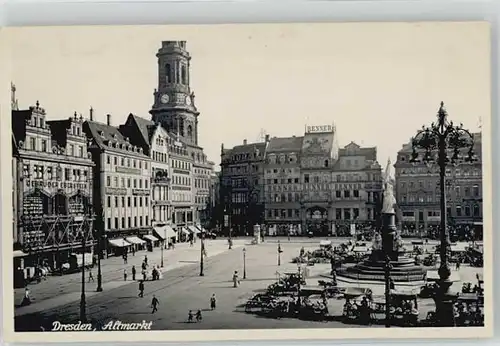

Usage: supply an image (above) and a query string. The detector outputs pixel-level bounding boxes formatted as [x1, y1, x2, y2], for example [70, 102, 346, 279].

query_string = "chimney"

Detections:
[106, 114, 111, 126]
[89, 107, 94, 121]
[221, 143, 224, 154]
[243, 139, 247, 145]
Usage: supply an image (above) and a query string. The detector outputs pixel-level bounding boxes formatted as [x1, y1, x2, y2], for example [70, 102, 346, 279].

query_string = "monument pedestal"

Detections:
[337, 212, 425, 284]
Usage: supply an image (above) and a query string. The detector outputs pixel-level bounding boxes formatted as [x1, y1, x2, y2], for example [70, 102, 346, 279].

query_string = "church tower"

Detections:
[150, 41, 200, 146]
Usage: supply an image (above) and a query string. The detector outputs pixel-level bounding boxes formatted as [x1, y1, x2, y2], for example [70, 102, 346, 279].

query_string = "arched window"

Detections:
[324, 160, 329, 167]
[179, 120, 184, 137]
[53, 192, 67, 215]
[165, 63, 172, 84]
[187, 125, 193, 139]
[181, 65, 187, 84]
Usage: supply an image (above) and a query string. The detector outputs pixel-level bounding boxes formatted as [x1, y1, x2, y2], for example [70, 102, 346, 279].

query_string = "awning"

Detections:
[13, 250, 28, 258]
[178, 227, 189, 234]
[143, 234, 159, 242]
[125, 236, 146, 245]
[188, 225, 200, 234]
[153, 225, 177, 240]
[108, 238, 131, 247]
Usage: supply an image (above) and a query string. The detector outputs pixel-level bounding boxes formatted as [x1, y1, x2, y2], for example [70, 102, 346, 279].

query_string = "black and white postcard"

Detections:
[1, 22, 493, 342]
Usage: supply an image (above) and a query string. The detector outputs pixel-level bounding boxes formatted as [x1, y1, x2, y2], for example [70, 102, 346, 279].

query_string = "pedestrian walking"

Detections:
[132, 265, 136, 281]
[21, 287, 31, 306]
[144, 255, 148, 266]
[151, 295, 159, 313]
[138, 280, 144, 297]
[196, 310, 202, 322]
[210, 293, 217, 310]
[456, 260, 461, 271]
[142, 270, 147, 281]
[88, 270, 94, 282]
[233, 271, 240, 288]
[132, 247, 135, 256]
[123, 269, 127, 281]
[188, 310, 194, 323]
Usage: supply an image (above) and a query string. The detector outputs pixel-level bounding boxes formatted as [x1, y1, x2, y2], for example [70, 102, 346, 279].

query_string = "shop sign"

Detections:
[306, 125, 333, 133]
[25, 179, 88, 191]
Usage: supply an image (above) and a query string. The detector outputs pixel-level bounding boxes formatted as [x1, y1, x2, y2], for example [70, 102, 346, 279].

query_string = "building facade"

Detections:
[331, 142, 383, 235]
[394, 132, 483, 239]
[12, 101, 95, 273]
[84, 113, 153, 256]
[193, 157, 215, 227]
[220, 138, 269, 236]
[119, 113, 177, 242]
[244, 125, 384, 236]
[264, 136, 303, 235]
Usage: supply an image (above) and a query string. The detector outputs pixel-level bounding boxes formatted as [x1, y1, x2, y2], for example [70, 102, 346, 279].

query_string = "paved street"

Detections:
[14, 238, 482, 331]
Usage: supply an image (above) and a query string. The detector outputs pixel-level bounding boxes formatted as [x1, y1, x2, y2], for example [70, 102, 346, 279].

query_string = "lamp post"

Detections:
[96, 209, 103, 292]
[200, 231, 205, 276]
[243, 248, 247, 279]
[410, 101, 476, 326]
[80, 217, 87, 323]
[384, 255, 393, 328]
[161, 239, 164, 268]
[277, 241, 282, 266]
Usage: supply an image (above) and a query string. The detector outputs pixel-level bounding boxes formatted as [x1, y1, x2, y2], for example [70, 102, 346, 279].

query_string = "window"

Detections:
[353, 190, 359, 198]
[134, 197, 137, 207]
[107, 176, 111, 187]
[134, 216, 137, 227]
[456, 206, 462, 217]
[78, 146, 83, 157]
[114, 217, 119, 229]
[122, 196, 125, 207]
[127, 178, 131, 188]
[473, 204, 480, 217]
[46, 167, 53, 180]
[165, 63, 172, 83]
[114, 156, 117, 165]
[128, 217, 131, 228]
[343, 208, 351, 220]
[344, 190, 350, 198]
[304, 174, 310, 183]
[69, 144, 74, 156]
[139, 197, 143, 207]
[30, 137, 36, 150]
[181, 65, 187, 84]
[121, 217, 125, 228]
[465, 206, 471, 216]
[107, 155, 111, 164]
[473, 185, 479, 197]
[127, 197, 131, 207]
[353, 208, 359, 219]
[107, 218, 111, 230]
[65, 168, 71, 180]
[107, 196, 111, 207]
[41, 140, 47, 152]
[139, 216, 143, 227]
[336, 190, 341, 198]
[145, 215, 149, 226]
[114, 177, 118, 187]
[115, 196, 118, 208]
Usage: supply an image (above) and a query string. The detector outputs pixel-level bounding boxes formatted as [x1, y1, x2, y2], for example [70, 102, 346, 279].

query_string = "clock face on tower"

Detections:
[185, 95, 192, 105]
[160, 94, 170, 104]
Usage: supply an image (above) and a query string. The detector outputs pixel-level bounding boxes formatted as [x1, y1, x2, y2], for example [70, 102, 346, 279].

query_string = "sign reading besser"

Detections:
[306, 125, 333, 133]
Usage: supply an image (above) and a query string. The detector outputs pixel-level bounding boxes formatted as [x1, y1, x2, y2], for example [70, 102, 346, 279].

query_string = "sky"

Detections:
[7, 22, 490, 170]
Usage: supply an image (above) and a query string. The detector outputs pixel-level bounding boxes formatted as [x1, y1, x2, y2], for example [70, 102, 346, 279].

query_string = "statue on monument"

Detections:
[382, 158, 396, 214]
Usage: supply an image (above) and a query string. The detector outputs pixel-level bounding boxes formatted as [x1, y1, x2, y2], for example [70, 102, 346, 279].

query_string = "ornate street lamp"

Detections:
[242, 248, 247, 279]
[409, 101, 476, 326]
